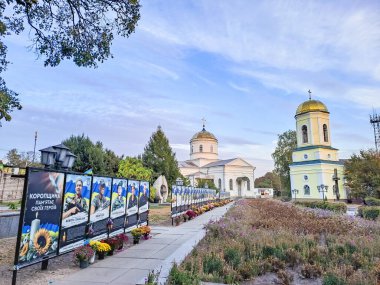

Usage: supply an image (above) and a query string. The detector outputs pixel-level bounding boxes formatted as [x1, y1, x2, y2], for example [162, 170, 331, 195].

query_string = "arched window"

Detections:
[302, 125, 308, 143]
[210, 145, 213, 153]
[304, 185, 310, 195]
[247, 179, 250, 190]
[323, 124, 328, 142]
[191, 145, 193, 154]
[218, 178, 222, 190]
[199, 145, 203, 152]
[229, 179, 233, 190]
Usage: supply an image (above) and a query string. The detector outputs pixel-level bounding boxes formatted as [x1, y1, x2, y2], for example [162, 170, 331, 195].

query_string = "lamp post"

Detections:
[317, 184, 328, 201]
[39, 144, 76, 170]
[291, 189, 299, 201]
[176, 177, 183, 186]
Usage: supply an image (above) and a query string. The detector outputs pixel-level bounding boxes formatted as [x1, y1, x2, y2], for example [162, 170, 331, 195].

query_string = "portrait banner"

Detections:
[125, 180, 139, 231]
[89, 177, 112, 240]
[138, 181, 149, 214]
[109, 179, 127, 236]
[16, 169, 64, 268]
[59, 174, 92, 254]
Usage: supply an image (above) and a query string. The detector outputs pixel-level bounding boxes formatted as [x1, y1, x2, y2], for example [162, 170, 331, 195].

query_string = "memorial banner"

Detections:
[125, 180, 139, 231]
[138, 181, 149, 225]
[89, 177, 111, 240]
[59, 174, 92, 253]
[171, 185, 178, 217]
[109, 179, 127, 237]
[17, 169, 64, 268]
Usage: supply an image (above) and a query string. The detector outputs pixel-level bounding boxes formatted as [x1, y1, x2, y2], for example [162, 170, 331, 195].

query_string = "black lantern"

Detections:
[39, 147, 57, 168]
[176, 177, 183, 186]
[53, 143, 70, 163]
[291, 189, 299, 201]
[317, 184, 328, 201]
[62, 151, 77, 169]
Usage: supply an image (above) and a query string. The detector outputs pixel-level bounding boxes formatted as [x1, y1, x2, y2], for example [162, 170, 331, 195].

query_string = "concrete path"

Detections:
[52, 203, 233, 285]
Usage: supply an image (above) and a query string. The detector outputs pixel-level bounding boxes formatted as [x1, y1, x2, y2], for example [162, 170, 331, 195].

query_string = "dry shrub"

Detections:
[300, 263, 322, 279]
[277, 269, 293, 285]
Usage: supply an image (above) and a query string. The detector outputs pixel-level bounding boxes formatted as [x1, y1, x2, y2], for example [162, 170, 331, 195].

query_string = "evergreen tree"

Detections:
[63, 134, 121, 176]
[142, 126, 180, 187]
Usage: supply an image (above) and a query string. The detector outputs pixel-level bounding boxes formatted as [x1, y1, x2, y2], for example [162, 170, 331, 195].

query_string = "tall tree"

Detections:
[142, 126, 180, 187]
[118, 157, 152, 181]
[5, 148, 41, 167]
[271, 130, 297, 196]
[0, 0, 140, 126]
[62, 134, 121, 176]
[345, 149, 380, 198]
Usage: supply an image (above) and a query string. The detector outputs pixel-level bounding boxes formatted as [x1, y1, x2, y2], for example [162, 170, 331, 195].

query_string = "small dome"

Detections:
[296, 99, 329, 116]
[191, 128, 218, 142]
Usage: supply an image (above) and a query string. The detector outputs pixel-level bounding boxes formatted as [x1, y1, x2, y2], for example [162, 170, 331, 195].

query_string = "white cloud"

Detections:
[228, 82, 250, 93]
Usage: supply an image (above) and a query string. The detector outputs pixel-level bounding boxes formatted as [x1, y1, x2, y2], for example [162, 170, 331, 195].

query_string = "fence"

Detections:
[0, 172, 25, 202]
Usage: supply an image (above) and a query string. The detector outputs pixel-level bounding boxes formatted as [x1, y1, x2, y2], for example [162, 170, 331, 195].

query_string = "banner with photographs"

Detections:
[138, 181, 150, 225]
[109, 179, 128, 237]
[89, 177, 112, 240]
[59, 174, 92, 253]
[16, 169, 65, 268]
[125, 180, 139, 231]
[15, 168, 151, 271]
[170, 185, 218, 218]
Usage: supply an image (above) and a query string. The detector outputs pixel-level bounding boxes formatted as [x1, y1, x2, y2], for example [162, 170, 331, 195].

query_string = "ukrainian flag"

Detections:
[84, 168, 93, 175]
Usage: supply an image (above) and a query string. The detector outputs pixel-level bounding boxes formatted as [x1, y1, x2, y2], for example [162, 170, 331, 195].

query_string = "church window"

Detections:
[218, 178, 222, 190]
[304, 175, 308, 181]
[304, 185, 310, 195]
[302, 125, 308, 143]
[191, 145, 193, 154]
[323, 124, 328, 142]
[229, 179, 233, 190]
[247, 179, 251, 190]
[199, 145, 203, 152]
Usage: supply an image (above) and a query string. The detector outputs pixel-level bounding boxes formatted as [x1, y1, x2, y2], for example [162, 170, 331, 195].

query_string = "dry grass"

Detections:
[173, 199, 380, 284]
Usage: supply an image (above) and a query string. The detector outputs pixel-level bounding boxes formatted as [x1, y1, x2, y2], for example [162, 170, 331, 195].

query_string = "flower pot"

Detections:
[97, 251, 106, 260]
[133, 238, 140, 244]
[89, 252, 96, 264]
[108, 249, 114, 256]
[79, 260, 89, 269]
[143, 234, 150, 240]
[118, 243, 124, 250]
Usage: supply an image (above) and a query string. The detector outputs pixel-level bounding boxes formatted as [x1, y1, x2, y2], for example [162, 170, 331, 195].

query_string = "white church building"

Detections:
[179, 125, 257, 197]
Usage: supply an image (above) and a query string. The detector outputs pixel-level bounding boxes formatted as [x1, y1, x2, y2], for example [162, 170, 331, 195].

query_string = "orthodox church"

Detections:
[179, 124, 256, 197]
[289, 95, 346, 200]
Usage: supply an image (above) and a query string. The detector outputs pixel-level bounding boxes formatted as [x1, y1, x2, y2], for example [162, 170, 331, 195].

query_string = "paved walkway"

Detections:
[52, 203, 233, 285]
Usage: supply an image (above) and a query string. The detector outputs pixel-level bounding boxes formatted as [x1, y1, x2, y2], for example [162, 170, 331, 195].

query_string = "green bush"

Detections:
[322, 273, 347, 285]
[7, 202, 18, 210]
[168, 263, 200, 285]
[149, 186, 157, 202]
[357, 206, 364, 217]
[364, 197, 380, 206]
[362, 206, 380, 220]
[295, 201, 347, 213]
[203, 254, 223, 275]
[223, 248, 241, 269]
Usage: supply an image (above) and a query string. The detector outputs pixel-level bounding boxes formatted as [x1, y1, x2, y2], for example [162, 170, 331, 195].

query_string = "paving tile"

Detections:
[64, 267, 125, 283]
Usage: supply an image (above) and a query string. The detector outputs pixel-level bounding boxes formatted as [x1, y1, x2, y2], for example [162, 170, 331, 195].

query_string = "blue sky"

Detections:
[1, 0, 379, 177]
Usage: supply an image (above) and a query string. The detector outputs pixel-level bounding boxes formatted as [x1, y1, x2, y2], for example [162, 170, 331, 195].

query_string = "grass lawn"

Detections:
[169, 199, 380, 285]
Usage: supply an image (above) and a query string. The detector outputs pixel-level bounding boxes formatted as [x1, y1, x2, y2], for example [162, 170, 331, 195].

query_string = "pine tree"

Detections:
[142, 126, 180, 187]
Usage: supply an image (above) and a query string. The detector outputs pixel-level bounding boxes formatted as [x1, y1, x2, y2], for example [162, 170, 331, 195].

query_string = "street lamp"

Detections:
[291, 189, 299, 201]
[317, 184, 328, 201]
[176, 177, 183, 186]
[40, 144, 76, 170]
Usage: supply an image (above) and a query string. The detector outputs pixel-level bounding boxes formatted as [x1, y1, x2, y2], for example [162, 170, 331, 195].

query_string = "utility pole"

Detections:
[32, 131, 38, 163]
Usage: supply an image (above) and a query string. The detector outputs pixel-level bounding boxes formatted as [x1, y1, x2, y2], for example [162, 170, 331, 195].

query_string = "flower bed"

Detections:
[169, 199, 380, 284]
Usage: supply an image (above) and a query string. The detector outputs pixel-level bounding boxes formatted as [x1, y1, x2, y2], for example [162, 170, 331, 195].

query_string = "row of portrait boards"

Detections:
[170, 186, 218, 217]
[15, 168, 150, 269]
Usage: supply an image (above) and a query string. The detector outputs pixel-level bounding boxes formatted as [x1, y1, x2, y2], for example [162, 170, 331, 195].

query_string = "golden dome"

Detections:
[191, 128, 218, 142]
[296, 99, 329, 116]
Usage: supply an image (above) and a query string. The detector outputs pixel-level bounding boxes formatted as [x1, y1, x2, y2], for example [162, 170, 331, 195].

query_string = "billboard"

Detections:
[109, 179, 128, 237]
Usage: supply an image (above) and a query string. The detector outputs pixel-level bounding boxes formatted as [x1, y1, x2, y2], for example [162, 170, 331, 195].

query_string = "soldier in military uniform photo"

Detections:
[90, 181, 110, 214]
[112, 181, 125, 211]
[62, 179, 88, 219]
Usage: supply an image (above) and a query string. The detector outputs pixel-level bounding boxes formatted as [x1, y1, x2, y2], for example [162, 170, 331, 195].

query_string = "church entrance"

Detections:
[236, 177, 250, 197]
